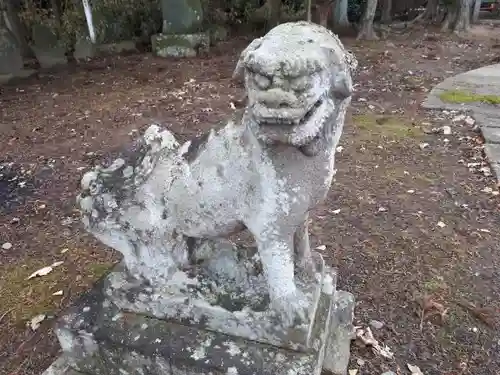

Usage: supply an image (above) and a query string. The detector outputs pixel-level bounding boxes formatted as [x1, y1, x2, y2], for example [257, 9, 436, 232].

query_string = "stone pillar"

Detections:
[151, 0, 209, 58]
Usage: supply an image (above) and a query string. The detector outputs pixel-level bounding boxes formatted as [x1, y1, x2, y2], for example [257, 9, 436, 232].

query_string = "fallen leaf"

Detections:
[407, 363, 424, 375]
[442, 125, 451, 135]
[419, 142, 429, 150]
[27, 261, 64, 279]
[355, 326, 394, 359]
[27, 314, 46, 331]
[420, 295, 448, 329]
[2, 242, 12, 250]
[436, 221, 446, 228]
[27, 266, 53, 279]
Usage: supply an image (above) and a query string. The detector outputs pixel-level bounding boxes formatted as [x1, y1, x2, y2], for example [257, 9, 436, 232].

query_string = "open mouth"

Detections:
[257, 97, 324, 128]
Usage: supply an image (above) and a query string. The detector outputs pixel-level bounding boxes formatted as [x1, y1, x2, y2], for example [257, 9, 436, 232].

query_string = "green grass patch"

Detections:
[0, 258, 115, 325]
[352, 114, 423, 140]
[439, 89, 500, 105]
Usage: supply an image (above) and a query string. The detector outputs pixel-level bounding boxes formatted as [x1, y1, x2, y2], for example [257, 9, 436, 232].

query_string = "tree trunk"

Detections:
[306, 0, 312, 21]
[452, 0, 470, 33]
[471, 0, 481, 23]
[1, 0, 34, 59]
[357, 0, 378, 40]
[332, 0, 350, 28]
[50, 0, 62, 27]
[381, 0, 392, 24]
[267, 0, 281, 30]
[312, 0, 333, 27]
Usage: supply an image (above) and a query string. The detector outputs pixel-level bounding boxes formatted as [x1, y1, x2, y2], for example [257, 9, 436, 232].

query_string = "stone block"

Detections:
[31, 24, 67, 69]
[161, 0, 204, 34]
[73, 39, 97, 61]
[151, 32, 209, 57]
[0, 26, 23, 74]
[482, 126, 500, 144]
[96, 40, 139, 55]
[208, 25, 229, 45]
[50, 259, 352, 375]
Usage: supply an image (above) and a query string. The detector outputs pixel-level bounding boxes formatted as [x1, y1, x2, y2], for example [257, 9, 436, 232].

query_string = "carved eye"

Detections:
[291, 76, 310, 93]
[253, 73, 271, 90]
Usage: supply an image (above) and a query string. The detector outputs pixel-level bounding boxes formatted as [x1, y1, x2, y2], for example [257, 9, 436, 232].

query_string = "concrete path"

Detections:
[422, 64, 500, 181]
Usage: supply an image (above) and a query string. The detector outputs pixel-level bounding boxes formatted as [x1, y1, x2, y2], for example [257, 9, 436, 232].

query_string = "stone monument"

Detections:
[151, 0, 209, 58]
[45, 22, 357, 375]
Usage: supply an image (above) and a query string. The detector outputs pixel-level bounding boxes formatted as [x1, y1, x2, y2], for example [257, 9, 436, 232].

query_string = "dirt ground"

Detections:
[1, 23, 500, 375]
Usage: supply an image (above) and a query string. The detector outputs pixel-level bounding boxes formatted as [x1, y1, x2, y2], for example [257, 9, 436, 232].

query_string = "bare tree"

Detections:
[381, 0, 392, 24]
[357, 0, 379, 40]
[441, 0, 471, 33]
[453, 0, 471, 32]
[311, 0, 334, 27]
[332, 0, 350, 28]
[268, 0, 282, 29]
[471, 0, 481, 23]
[1, 0, 33, 58]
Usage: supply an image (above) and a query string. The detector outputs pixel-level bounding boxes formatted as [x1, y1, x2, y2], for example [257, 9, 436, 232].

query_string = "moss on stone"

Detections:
[352, 114, 423, 140]
[439, 90, 500, 105]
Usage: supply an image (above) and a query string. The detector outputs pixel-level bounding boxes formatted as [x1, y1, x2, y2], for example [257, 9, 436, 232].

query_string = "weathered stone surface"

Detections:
[73, 39, 97, 61]
[423, 63, 500, 183]
[104, 249, 331, 351]
[0, 25, 23, 74]
[50, 260, 348, 375]
[97, 40, 139, 55]
[0, 68, 36, 85]
[160, 0, 204, 34]
[44, 22, 357, 375]
[31, 24, 67, 68]
[151, 32, 209, 57]
[484, 143, 500, 179]
[323, 291, 356, 375]
[79, 22, 356, 327]
[208, 25, 229, 45]
[482, 127, 500, 144]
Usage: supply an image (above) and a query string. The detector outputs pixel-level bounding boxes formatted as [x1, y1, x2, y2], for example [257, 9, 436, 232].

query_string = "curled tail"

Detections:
[77, 124, 179, 229]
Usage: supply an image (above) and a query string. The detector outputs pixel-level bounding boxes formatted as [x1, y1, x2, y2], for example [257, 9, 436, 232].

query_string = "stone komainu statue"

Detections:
[77, 21, 357, 326]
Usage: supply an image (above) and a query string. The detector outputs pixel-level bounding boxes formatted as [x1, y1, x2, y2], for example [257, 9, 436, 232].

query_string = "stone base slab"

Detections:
[151, 33, 209, 58]
[43, 270, 354, 375]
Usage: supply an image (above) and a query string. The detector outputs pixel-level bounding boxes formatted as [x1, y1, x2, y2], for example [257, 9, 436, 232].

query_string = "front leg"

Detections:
[294, 213, 315, 277]
[256, 235, 309, 326]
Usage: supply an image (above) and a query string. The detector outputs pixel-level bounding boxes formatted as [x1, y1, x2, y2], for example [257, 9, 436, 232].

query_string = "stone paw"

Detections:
[271, 290, 310, 327]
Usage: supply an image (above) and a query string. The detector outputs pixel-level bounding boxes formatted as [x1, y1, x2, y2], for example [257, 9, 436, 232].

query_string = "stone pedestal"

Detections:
[151, 33, 209, 58]
[46, 245, 354, 375]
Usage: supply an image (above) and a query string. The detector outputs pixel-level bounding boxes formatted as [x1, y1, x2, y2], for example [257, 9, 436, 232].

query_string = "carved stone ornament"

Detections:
[45, 22, 357, 375]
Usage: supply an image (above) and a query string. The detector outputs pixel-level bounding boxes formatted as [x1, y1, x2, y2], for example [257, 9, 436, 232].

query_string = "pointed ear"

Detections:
[232, 38, 263, 84]
[331, 70, 353, 100]
[320, 46, 355, 100]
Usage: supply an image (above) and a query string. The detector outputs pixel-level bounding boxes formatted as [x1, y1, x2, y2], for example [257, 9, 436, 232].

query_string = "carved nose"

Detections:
[258, 89, 298, 109]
